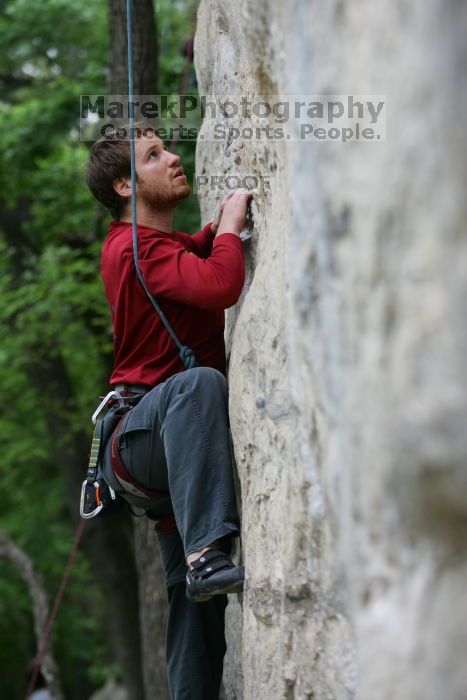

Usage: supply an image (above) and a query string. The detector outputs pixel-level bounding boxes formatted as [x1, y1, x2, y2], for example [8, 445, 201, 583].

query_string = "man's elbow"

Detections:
[223, 287, 243, 309]
[220, 276, 245, 309]
[196, 278, 245, 310]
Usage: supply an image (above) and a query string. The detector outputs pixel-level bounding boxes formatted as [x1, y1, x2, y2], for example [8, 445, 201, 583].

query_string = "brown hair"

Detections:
[85, 128, 133, 220]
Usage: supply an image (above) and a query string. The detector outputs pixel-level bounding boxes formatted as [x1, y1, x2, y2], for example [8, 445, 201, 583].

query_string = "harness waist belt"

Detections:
[113, 383, 150, 395]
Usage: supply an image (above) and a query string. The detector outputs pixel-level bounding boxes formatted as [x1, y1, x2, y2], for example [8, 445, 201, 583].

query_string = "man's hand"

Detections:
[215, 189, 253, 238]
[210, 192, 234, 234]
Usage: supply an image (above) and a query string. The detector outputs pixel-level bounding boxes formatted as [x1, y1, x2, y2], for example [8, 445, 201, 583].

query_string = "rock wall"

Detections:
[194, 1, 467, 699]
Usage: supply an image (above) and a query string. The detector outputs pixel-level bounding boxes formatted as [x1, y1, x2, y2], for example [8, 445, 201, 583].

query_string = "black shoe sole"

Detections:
[186, 570, 245, 603]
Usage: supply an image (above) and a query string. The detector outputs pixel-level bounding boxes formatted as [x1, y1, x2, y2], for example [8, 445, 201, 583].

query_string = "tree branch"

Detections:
[0, 529, 63, 700]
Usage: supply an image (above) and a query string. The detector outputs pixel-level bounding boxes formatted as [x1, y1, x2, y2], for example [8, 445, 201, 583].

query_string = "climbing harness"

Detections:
[80, 387, 173, 520]
[80, 391, 128, 519]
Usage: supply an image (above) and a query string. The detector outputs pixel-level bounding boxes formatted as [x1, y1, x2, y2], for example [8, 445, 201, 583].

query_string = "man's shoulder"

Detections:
[103, 223, 191, 266]
[102, 224, 139, 277]
[106, 220, 132, 243]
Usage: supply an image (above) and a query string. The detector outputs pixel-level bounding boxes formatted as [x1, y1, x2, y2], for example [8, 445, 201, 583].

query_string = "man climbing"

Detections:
[85, 128, 250, 700]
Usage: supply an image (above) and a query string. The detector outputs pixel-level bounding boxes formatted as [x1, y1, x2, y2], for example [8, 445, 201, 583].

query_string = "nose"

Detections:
[165, 150, 180, 167]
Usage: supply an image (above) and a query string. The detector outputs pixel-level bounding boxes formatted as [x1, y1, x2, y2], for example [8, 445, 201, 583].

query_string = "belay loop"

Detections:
[126, 0, 199, 370]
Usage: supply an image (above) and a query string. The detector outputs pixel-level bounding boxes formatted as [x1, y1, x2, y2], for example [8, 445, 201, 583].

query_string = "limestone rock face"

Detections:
[194, 1, 467, 699]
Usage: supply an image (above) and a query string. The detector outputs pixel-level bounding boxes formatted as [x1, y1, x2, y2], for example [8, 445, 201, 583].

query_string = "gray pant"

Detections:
[102, 366, 241, 699]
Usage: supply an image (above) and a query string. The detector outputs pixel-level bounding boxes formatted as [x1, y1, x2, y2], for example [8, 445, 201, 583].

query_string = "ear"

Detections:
[113, 176, 132, 199]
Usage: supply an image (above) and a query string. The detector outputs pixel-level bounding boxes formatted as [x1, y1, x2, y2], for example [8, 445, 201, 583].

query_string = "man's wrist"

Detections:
[216, 220, 241, 237]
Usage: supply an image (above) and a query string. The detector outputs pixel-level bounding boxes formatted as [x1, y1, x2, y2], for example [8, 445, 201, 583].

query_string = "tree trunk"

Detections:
[133, 519, 170, 700]
[107, 0, 159, 96]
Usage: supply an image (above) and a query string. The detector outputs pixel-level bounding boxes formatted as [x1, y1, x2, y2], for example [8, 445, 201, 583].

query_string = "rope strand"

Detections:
[126, 0, 199, 370]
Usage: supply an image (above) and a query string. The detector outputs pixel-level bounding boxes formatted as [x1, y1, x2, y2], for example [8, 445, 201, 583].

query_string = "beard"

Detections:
[137, 176, 191, 211]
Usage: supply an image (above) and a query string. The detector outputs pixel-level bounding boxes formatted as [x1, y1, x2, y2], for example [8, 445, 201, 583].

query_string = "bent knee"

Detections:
[184, 366, 227, 390]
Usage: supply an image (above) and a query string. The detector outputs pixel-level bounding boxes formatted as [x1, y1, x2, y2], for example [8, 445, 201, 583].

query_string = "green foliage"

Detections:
[0, 560, 34, 699]
[0, 0, 200, 697]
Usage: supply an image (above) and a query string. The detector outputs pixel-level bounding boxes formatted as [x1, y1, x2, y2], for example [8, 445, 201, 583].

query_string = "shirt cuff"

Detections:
[203, 221, 216, 236]
[212, 232, 242, 243]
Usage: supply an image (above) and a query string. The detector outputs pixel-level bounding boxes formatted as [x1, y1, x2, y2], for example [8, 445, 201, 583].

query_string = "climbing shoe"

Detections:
[186, 548, 245, 603]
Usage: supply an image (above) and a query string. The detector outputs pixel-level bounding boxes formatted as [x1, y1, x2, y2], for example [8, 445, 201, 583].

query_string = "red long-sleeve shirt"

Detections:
[101, 220, 245, 388]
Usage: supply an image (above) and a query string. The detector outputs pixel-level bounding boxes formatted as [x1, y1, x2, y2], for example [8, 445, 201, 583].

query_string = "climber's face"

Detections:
[134, 135, 191, 209]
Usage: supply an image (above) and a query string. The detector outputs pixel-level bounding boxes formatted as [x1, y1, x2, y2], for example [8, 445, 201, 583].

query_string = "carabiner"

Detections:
[91, 390, 125, 425]
[80, 480, 104, 519]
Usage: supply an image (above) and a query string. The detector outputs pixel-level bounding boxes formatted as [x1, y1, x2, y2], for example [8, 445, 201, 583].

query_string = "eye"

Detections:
[149, 150, 158, 160]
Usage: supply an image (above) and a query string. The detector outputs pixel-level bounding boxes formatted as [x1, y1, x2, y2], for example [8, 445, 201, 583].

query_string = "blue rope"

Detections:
[126, 0, 198, 370]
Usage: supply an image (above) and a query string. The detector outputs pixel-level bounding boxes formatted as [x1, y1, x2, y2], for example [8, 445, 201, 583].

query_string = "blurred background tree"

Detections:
[0, 0, 199, 697]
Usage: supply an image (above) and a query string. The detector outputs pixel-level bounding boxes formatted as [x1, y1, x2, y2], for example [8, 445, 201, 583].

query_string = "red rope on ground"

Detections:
[25, 519, 86, 700]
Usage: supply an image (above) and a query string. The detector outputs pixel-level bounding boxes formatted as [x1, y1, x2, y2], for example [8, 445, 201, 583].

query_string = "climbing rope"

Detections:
[126, 0, 199, 370]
